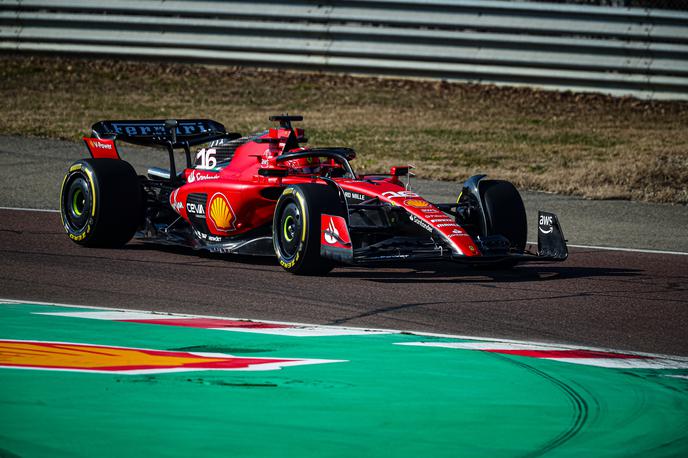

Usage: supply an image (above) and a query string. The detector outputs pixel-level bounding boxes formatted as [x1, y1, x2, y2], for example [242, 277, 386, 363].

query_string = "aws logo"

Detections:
[539, 214, 554, 234]
[207, 193, 236, 232]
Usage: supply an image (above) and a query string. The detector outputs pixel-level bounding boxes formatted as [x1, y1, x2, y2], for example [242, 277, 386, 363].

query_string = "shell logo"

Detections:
[208, 192, 236, 232]
[404, 199, 429, 208]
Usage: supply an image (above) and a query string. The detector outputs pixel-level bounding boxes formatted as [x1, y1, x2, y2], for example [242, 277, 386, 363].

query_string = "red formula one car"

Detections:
[60, 115, 567, 274]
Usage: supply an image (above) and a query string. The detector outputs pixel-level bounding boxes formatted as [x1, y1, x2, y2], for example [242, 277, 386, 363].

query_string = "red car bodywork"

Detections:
[78, 116, 567, 269]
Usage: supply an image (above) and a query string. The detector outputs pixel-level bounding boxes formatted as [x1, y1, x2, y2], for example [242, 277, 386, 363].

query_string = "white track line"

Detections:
[397, 341, 558, 351]
[0, 207, 688, 256]
[568, 243, 687, 256]
[0, 206, 59, 213]
[525, 240, 688, 256]
[2, 297, 687, 360]
[36, 310, 390, 337]
[2, 206, 686, 255]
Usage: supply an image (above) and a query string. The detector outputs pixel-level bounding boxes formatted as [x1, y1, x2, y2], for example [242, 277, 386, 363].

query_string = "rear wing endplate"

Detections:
[83, 137, 120, 160]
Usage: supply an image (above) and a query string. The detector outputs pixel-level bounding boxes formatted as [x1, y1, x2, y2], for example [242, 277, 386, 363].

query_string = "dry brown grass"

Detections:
[1, 55, 687, 203]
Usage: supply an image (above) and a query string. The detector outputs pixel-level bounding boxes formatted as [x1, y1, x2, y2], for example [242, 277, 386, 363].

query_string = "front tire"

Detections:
[273, 184, 345, 275]
[60, 158, 142, 247]
[475, 179, 527, 269]
[480, 180, 527, 253]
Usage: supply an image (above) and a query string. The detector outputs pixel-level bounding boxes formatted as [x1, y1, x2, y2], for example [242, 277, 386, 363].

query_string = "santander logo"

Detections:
[324, 218, 339, 244]
[187, 170, 220, 183]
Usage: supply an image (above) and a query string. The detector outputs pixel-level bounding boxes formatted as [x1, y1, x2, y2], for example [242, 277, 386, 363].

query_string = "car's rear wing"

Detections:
[90, 119, 239, 147]
[83, 119, 240, 180]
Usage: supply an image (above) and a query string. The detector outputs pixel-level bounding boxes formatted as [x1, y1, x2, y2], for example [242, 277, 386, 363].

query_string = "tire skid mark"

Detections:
[490, 353, 590, 458]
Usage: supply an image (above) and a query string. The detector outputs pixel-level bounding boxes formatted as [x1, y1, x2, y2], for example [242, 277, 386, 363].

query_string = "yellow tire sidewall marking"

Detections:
[84, 168, 96, 217]
[295, 191, 307, 243]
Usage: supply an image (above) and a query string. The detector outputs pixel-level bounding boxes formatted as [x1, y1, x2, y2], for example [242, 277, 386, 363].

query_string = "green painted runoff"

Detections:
[1, 302, 687, 457]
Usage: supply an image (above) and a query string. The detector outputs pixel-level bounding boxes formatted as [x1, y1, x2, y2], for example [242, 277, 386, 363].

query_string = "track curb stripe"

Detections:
[397, 342, 688, 369]
[34, 310, 391, 337]
[4, 298, 687, 369]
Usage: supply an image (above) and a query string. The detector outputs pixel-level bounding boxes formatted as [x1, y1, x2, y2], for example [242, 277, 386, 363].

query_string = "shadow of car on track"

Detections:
[330, 264, 641, 284]
[123, 242, 641, 284]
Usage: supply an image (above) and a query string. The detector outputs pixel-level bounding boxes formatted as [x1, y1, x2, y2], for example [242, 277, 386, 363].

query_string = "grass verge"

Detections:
[1, 55, 686, 204]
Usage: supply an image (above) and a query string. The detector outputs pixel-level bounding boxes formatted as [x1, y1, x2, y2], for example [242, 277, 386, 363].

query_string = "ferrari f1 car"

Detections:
[60, 115, 567, 274]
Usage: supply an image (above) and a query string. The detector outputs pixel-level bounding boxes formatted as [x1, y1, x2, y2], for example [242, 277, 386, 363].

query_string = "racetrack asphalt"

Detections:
[1, 135, 687, 355]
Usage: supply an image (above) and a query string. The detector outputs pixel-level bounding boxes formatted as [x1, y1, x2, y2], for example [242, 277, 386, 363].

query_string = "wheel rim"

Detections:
[278, 202, 301, 259]
[63, 175, 91, 231]
[72, 188, 85, 216]
[283, 215, 295, 242]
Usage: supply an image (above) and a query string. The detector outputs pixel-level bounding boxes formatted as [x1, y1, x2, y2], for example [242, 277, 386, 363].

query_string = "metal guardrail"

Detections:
[1, 0, 687, 100]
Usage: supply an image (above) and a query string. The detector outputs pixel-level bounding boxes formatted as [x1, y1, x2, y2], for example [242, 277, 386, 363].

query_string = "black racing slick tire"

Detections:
[474, 180, 527, 269]
[480, 180, 527, 252]
[273, 183, 345, 275]
[60, 158, 142, 248]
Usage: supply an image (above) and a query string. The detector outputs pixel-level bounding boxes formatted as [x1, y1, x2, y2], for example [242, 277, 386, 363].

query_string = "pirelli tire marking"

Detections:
[279, 252, 300, 270]
[295, 190, 307, 243]
[274, 187, 308, 271]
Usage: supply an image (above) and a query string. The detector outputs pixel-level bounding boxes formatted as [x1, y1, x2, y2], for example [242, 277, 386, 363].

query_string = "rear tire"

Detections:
[479, 180, 527, 268]
[273, 184, 345, 275]
[60, 159, 142, 248]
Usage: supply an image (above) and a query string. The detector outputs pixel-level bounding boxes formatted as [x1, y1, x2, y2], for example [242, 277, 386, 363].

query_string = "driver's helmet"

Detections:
[285, 156, 321, 175]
